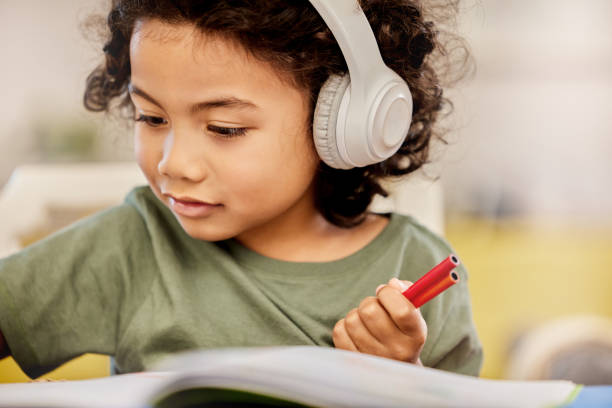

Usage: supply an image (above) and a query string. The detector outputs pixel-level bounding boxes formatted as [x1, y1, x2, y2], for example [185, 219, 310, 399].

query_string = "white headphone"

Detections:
[309, 0, 413, 169]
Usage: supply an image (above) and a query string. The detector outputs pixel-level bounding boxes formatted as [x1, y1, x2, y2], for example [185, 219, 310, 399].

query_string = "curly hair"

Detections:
[83, 0, 471, 228]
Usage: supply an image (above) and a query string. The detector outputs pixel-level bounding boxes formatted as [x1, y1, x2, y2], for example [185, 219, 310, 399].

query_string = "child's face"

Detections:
[129, 19, 320, 242]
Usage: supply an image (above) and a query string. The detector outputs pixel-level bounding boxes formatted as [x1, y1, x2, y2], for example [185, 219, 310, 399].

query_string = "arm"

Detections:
[0, 327, 11, 358]
[0, 198, 152, 378]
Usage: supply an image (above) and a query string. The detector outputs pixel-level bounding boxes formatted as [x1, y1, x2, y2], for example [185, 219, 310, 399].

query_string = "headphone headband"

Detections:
[308, 0, 386, 85]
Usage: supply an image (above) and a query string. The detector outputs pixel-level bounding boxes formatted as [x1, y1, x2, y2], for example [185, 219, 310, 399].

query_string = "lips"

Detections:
[172, 195, 213, 205]
[165, 194, 221, 218]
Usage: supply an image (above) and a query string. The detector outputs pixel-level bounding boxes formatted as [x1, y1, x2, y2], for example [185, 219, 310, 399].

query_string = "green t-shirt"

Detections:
[0, 186, 482, 378]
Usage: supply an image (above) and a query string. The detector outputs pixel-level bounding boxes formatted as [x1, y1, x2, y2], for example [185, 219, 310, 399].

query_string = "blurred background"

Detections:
[1, 0, 611, 382]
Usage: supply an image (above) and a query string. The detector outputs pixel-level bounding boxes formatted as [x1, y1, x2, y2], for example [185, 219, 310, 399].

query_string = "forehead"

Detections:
[129, 18, 297, 96]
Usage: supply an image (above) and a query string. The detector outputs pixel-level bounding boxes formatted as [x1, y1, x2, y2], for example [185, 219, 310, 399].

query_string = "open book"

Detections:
[0, 346, 580, 408]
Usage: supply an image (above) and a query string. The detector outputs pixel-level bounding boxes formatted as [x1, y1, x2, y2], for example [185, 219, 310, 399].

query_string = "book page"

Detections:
[151, 346, 578, 408]
[0, 347, 578, 408]
[0, 372, 175, 408]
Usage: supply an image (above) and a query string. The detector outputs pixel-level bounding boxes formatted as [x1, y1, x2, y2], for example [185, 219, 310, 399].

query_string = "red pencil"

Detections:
[402, 254, 460, 308]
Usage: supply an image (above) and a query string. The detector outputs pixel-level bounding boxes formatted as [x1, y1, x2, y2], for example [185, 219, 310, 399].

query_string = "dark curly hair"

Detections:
[83, 0, 472, 228]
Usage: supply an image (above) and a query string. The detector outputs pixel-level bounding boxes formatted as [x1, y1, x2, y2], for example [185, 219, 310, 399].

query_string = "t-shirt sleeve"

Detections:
[0, 199, 155, 378]
[420, 262, 483, 376]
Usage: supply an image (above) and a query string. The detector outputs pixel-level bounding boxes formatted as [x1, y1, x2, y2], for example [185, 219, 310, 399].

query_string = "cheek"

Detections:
[134, 131, 161, 179]
[224, 134, 319, 205]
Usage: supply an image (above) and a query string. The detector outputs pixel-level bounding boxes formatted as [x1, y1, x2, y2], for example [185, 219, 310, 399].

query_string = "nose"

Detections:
[157, 126, 208, 182]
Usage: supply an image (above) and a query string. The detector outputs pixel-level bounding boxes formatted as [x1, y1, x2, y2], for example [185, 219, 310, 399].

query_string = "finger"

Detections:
[332, 318, 358, 352]
[377, 284, 428, 342]
[356, 295, 400, 345]
[380, 278, 419, 331]
[344, 306, 387, 356]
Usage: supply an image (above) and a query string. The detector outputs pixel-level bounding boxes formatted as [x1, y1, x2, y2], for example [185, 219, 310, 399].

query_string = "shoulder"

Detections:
[390, 212, 452, 250]
[120, 185, 220, 256]
[52, 186, 154, 239]
[123, 184, 161, 214]
[383, 212, 467, 279]
[385, 214, 482, 374]
[122, 185, 176, 232]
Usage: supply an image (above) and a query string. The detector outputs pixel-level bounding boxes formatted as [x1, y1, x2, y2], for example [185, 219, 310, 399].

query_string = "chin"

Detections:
[177, 218, 237, 242]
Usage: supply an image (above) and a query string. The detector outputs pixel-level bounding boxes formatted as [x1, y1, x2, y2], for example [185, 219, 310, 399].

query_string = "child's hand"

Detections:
[333, 278, 427, 365]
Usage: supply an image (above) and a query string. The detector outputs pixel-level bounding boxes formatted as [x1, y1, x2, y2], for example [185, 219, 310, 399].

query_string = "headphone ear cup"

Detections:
[313, 74, 351, 169]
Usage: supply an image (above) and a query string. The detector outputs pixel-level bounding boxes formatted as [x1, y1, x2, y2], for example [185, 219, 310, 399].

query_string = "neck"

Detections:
[234, 189, 336, 261]
[234, 187, 389, 263]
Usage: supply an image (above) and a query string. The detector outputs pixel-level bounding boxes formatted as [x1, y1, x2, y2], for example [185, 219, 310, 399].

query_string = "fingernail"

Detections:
[375, 284, 385, 295]
[391, 277, 409, 291]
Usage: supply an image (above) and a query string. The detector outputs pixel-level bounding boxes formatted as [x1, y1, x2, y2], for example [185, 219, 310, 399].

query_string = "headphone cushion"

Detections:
[313, 74, 351, 169]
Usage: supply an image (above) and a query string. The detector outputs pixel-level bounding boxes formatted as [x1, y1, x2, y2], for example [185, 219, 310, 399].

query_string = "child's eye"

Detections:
[134, 114, 167, 127]
[207, 125, 248, 139]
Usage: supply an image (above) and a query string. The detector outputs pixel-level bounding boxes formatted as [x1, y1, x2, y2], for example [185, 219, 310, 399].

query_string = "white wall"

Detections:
[439, 0, 612, 222]
[0, 0, 131, 186]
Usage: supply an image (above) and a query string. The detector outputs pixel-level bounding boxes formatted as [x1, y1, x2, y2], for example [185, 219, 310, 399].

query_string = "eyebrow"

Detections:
[127, 83, 259, 114]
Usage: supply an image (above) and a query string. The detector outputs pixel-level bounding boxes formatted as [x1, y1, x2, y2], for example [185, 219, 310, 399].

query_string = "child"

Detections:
[0, 0, 482, 378]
